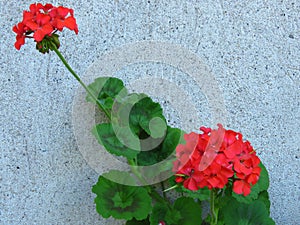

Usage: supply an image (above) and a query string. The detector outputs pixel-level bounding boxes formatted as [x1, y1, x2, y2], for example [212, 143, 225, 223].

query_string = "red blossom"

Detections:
[12, 3, 78, 50]
[173, 124, 262, 196]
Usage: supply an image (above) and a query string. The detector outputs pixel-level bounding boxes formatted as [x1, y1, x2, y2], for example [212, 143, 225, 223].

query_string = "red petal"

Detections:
[242, 183, 251, 196]
[22, 11, 34, 23]
[175, 176, 184, 183]
[14, 35, 25, 50]
[41, 23, 54, 35]
[233, 180, 244, 195]
[183, 178, 198, 191]
[246, 173, 259, 185]
[36, 13, 51, 25]
[200, 126, 211, 134]
[207, 176, 221, 188]
[55, 19, 65, 30]
[57, 6, 70, 17]
[25, 21, 38, 31]
[44, 4, 54, 12]
[225, 141, 242, 158]
[234, 160, 252, 175]
[33, 29, 46, 42]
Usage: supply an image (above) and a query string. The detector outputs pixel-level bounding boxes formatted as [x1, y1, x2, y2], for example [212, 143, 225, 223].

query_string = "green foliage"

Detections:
[92, 123, 139, 159]
[181, 186, 210, 201]
[126, 218, 150, 225]
[87, 76, 274, 225]
[232, 162, 269, 204]
[257, 191, 271, 214]
[221, 198, 275, 225]
[92, 173, 152, 220]
[168, 176, 210, 201]
[129, 96, 167, 138]
[150, 197, 202, 225]
[137, 126, 183, 166]
[86, 77, 127, 109]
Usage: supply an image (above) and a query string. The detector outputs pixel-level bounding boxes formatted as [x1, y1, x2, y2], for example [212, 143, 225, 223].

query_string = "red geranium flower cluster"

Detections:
[12, 3, 78, 50]
[173, 124, 261, 196]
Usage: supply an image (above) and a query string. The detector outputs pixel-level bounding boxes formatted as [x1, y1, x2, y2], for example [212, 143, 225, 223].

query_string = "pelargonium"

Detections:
[12, 3, 78, 51]
[173, 124, 261, 196]
[12, 3, 274, 224]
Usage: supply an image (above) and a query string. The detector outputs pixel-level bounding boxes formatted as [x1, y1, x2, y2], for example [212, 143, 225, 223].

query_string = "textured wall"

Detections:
[1, 0, 299, 224]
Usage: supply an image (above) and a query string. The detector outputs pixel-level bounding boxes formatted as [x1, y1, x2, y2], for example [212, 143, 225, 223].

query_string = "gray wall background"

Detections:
[1, 0, 299, 224]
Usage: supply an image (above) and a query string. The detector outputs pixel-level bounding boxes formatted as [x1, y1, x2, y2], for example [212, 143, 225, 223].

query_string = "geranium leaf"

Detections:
[232, 162, 269, 203]
[92, 123, 139, 159]
[221, 198, 275, 225]
[173, 197, 202, 225]
[168, 176, 210, 201]
[257, 191, 271, 214]
[136, 127, 184, 180]
[126, 218, 150, 225]
[149, 203, 169, 225]
[86, 77, 127, 109]
[92, 173, 152, 220]
[181, 186, 211, 201]
[137, 126, 183, 166]
[129, 96, 167, 138]
[150, 197, 202, 225]
[101, 170, 138, 186]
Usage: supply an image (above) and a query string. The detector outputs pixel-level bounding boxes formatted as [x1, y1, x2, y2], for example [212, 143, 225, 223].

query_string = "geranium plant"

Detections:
[13, 3, 275, 225]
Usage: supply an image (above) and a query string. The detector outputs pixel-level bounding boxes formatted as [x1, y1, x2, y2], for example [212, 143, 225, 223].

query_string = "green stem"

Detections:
[161, 182, 167, 199]
[127, 159, 166, 204]
[210, 189, 218, 225]
[51, 42, 169, 208]
[51, 43, 111, 119]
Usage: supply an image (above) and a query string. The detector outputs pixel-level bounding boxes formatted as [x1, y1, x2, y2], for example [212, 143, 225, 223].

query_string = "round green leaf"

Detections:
[92, 123, 139, 159]
[129, 96, 167, 138]
[150, 197, 202, 225]
[222, 199, 275, 225]
[86, 77, 127, 109]
[173, 197, 202, 225]
[126, 218, 150, 225]
[92, 173, 152, 220]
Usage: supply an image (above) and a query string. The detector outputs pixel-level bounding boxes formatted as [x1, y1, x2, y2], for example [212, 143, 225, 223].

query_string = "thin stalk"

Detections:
[51, 42, 168, 207]
[161, 182, 167, 199]
[51, 43, 111, 119]
[127, 159, 166, 204]
[210, 189, 218, 225]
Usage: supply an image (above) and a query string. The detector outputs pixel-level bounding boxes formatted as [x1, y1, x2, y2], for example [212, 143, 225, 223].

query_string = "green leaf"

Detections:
[149, 202, 169, 225]
[101, 170, 138, 186]
[257, 191, 271, 214]
[136, 127, 184, 180]
[232, 162, 269, 204]
[126, 218, 150, 225]
[92, 123, 139, 159]
[130, 96, 167, 138]
[150, 197, 202, 225]
[221, 198, 275, 225]
[168, 176, 210, 201]
[173, 197, 202, 225]
[137, 127, 183, 166]
[181, 186, 211, 201]
[92, 173, 152, 220]
[86, 77, 127, 109]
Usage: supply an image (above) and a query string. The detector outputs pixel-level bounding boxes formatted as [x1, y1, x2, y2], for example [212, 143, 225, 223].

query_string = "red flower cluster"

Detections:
[173, 124, 261, 196]
[12, 3, 78, 50]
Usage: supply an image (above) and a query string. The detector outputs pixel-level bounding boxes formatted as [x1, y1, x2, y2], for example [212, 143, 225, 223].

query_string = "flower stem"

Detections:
[127, 159, 167, 204]
[51, 43, 111, 119]
[161, 182, 167, 199]
[210, 189, 218, 225]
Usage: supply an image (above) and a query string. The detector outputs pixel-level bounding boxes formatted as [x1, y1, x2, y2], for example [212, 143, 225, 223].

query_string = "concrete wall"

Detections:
[1, 0, 299, 224]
